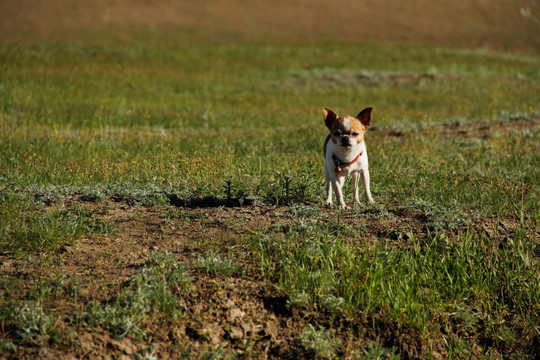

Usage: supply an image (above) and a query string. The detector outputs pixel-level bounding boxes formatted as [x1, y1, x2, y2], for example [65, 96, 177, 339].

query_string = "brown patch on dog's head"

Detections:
[323, 107, 372, 147]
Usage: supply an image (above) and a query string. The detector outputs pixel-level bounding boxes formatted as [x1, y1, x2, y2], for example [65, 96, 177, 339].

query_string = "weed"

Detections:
[406, 198, 471, 231]
[282, 204, 322, 218]
[223, 178, 250, 206]
[0, 195, 115, 254]
[298, 324, 341, 359]
[286, 290, 311, 310]
[201, 347, 236, 360]
[196, 250, 240, 277]
[0, 340, 17, 352]
[28, 274, 80, 301]
[7, 302, 59, 346]
[77, 251, 190, 338]
[134, 343, 158, 360]
[320, 295, 346, 313]
[358, 342, 400, 360]
[445, 336, 476, 360]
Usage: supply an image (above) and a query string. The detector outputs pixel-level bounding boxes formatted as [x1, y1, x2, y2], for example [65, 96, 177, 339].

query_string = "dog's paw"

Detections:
[339, 204, 349, 210]
[324, 201, 333, 208]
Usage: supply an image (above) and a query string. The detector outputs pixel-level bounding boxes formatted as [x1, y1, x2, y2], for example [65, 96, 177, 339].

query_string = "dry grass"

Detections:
[1, 0, 539, 51]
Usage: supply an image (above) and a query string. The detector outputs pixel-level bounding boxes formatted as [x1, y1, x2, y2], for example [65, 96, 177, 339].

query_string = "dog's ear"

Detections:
[356, 107, 372, 127]
[322, 107, 338, 129]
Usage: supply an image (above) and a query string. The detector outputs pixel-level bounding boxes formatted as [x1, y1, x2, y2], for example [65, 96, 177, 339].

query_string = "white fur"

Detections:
[343, 117, 350, 130]
[324, 133, 374, 209]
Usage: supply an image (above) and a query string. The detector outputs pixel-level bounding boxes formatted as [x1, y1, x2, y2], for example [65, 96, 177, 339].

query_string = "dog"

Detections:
[323, 107, 374, 209]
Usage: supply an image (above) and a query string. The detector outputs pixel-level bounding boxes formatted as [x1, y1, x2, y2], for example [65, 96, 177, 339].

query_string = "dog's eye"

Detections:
[352, 132, 359, 137]
[333, 131, 341, 136]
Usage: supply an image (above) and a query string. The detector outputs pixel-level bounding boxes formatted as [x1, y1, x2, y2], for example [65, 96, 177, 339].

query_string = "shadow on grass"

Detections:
[166, 193, 255, 208]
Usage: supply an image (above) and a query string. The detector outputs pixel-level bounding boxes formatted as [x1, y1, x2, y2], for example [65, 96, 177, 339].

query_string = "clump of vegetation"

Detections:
[0, 195, 117, 254]
[3, 301, 58, 346]
[76, 252, 190, 339]
[196, 250, 240, 277]
[298, 324, 341, 359]
[254, 221, 539, 357]
[359, 342, 400, 360]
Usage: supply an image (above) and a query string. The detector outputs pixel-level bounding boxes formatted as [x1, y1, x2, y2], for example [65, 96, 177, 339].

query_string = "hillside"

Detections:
[1, 0, 539, 51]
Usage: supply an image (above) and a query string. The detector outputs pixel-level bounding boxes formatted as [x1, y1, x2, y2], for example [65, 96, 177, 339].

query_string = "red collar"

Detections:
[332, 152, 363, 173]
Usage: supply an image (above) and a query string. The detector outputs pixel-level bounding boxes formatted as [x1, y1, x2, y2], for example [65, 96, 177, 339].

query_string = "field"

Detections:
[1, 1, 540, 359]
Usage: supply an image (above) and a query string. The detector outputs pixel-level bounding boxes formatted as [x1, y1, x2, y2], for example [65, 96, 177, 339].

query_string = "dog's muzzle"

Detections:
[339, 136, 352, 146]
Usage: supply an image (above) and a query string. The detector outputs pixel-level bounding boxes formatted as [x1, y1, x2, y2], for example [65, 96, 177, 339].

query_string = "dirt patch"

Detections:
[1, 0, 539, 52]
[371, 115, 540, 140]
[0, 200, 537, 359]
[439, 116, 540, 139]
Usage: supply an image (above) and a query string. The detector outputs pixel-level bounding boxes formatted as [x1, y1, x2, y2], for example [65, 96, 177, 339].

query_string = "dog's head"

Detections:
[323, 107, 372, 147]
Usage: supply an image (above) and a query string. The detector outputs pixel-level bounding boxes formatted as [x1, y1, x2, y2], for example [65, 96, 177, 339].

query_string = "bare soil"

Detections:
[1, 0, 539, 52]
[0, 198, 532, 359]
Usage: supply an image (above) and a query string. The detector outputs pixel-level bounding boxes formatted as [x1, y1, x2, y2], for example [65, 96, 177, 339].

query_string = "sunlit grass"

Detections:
[0, 41, 538, 358]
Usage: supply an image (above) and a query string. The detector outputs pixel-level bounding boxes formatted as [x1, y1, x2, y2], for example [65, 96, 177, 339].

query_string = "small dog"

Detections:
[323, 107, 374, 209]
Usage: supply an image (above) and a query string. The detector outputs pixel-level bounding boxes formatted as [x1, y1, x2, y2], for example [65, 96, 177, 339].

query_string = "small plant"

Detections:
[298, 324, 341, 359]
[286, 290, 311, 310]
[9, 302, 59, 346]
[196, 250, 240, 276]
[288, 204, 322, 218]
[201, 346, 236, 360]
[134, 343, 159, 360]
[0, 340, 17, 352]
[320, 295, 345, 313]
[360, 342, 400, 360]
[167, 208, 205, 223]
[0, 196, 118, 254]
[223, 178, 249, 205]
[77, 251, 190, 338]
[28, 274, 80, 301]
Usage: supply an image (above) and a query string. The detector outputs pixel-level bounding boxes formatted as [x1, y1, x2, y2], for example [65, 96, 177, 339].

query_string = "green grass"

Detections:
[0, 41, 539, 358]
[253, 217, 539, 357]
[1, 42, 538, 221]
[0, 194, 117, 254]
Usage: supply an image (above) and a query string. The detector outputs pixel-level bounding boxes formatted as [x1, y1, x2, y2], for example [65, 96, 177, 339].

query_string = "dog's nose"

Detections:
[340, 136, 352, 146]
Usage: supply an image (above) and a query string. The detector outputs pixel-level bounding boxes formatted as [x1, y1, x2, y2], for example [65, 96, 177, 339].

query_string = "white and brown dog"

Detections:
[323, 107, 374, 209]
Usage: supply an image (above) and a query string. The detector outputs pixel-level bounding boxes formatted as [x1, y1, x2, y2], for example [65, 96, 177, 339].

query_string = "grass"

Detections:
[254, 217, 539, 356]
[0, 40, 539, 358]
[1, 43, 538, 220]
[0, 194, 117, 254]
[196, 250, 240, 277]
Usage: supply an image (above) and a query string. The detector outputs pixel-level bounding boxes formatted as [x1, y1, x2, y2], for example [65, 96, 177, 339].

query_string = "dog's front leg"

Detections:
[331, 176, 347, 209]
[352, 172, 361, 208]
[360, 169, 374, 203]
[324, 165, 333, 207]
[324, 181, 333, 207]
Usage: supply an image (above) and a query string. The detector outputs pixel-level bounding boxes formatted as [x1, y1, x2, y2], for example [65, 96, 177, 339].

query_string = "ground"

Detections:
[0, 0, 539, 52]
[1, 0, 539, 358]
[1, 196, 536, 359]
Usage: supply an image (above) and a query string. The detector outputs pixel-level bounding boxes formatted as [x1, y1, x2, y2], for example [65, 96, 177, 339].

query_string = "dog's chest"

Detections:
[334, 161, 361, 177]
[325, 140, 367, 176]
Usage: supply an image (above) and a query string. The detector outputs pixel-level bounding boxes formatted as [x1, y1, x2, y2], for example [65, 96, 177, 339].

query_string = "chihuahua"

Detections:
[323, 107, 374, 209]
